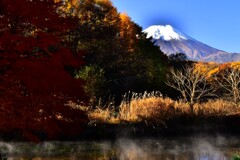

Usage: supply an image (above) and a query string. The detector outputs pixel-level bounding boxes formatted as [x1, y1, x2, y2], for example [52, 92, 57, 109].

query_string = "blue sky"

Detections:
[112, 0, 240, 53]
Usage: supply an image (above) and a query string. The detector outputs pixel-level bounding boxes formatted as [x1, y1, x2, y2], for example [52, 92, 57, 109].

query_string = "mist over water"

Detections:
[0, 135, 239, 160]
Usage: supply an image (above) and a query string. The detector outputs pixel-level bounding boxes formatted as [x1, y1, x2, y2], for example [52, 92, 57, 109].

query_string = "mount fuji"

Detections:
[142, 25, 240, 63]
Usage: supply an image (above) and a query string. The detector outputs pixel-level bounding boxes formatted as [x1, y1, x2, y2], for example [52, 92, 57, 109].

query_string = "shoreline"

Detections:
[0, 115, 240, 142]
[79, 115, 240, 141]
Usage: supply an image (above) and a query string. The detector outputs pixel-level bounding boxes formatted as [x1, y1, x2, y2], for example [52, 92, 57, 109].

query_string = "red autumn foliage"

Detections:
[0, 0, 88, 141]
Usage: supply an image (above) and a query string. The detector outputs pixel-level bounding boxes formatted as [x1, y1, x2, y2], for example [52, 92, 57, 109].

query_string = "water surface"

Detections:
[1, 136, 240, 160]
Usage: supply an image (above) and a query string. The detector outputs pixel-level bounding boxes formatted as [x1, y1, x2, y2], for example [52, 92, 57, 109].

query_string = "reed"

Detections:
[80, 92, 240, 125]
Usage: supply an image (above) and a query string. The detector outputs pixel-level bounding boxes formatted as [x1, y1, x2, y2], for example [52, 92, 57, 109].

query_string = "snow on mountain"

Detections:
[142, 25, 240, 63]
[143, 25, 187, 41]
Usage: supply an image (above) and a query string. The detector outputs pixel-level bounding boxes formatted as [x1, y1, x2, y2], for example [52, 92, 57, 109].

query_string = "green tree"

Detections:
[61, 0, 168, 102]
[62, 0, 121, 66]
[169, 53, 187, 62]
[75, 65, 107, 105]
[137, 34, 168, 82]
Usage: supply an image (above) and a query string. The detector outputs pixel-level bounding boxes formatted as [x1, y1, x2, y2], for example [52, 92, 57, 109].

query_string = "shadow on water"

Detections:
[0, 135, 240, 160]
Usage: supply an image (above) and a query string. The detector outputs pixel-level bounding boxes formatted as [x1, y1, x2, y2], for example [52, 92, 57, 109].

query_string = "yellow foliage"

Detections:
[206, 67, 219, 77]
[119, 12, 138, 53]
[120, 12, 129, 21]
[95, 0, 113, 5]
[229, 62, 240, 69]
[193, 62, 220, 79]
[193, 61, 240, 78]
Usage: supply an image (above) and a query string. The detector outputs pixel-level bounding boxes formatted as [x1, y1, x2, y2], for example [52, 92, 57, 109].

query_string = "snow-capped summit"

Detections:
[143, 25, 187, 41]
[143, 25, 240, 63]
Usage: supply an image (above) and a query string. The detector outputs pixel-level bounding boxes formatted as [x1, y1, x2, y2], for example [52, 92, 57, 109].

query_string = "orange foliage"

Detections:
[119, 12, 139, 52]
[194, 61, 240, 80]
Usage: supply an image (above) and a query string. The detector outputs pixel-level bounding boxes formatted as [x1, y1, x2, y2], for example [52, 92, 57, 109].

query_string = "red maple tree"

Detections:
[0, 0, 88, 141]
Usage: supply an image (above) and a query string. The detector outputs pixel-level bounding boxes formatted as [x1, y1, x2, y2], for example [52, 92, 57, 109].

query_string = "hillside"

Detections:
[143, 25, 240, 63]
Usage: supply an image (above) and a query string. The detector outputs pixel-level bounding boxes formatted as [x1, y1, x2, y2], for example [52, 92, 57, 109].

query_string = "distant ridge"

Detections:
[143, 25, 240, 63]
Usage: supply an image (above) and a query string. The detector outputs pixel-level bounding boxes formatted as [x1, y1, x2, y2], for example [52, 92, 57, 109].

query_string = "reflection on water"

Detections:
[0, 136, 240, 160]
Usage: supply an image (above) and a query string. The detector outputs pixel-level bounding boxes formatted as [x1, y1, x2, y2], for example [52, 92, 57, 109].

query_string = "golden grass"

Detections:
[88, 107, 120, 124]
[118, 92, 189, 123]
[195, 99, 239, 116]
[71, 92, 240, 125]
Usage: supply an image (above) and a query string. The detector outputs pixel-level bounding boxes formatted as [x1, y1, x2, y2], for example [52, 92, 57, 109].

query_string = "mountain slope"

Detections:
[143, 25, 240, 63]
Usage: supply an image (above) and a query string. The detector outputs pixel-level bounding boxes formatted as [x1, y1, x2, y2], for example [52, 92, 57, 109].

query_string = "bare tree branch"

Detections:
[214, 68, 240, 105]
[166, 66, 216, 112]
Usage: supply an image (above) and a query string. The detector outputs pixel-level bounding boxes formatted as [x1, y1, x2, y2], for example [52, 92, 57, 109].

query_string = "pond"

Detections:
[1, 135, 240, 160]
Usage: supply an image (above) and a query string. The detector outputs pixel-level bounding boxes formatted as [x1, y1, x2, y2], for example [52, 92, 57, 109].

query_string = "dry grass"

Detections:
[70, 92, 240, 125]
[118, 92, 189, 123]
[194, 99, 239, 116]
[88, 106, 120, 124]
